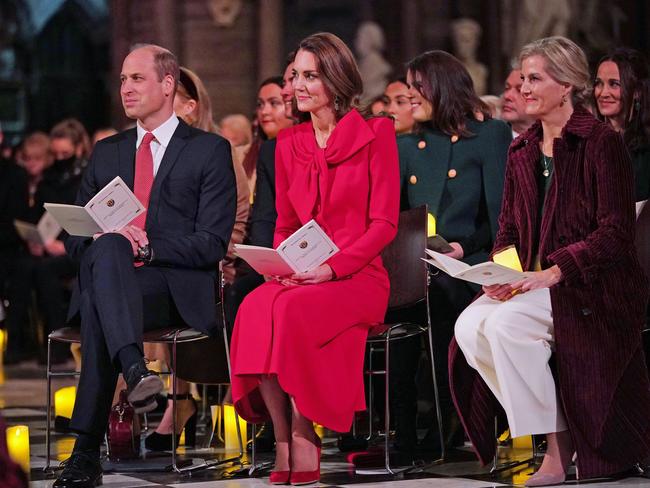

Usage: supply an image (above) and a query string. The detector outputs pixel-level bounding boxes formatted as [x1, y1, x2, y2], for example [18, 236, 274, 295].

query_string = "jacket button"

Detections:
[409, 175, 417, 184]
[559, 235, 567, 244]
[524, 139, 528, 145]
[581, 308, 592, 316]
[417, 140, 426, 149]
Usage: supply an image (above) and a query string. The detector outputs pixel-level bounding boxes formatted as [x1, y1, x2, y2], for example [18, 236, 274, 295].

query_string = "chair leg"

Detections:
[366, 345, 374, 441]
[171, 332, 180, 473]
[426, 313, 445, 462]
[44, 338, 53, 472]
[384, 334, 394, 475]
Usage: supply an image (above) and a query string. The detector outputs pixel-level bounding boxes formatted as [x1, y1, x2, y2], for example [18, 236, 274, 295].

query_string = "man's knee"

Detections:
[85, 233, 133, 265]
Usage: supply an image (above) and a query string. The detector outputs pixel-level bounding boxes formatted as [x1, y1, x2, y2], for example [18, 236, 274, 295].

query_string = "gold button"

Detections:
[409, 175, 418, 184]
[417, 140, 426, 149]
[451, 135, 459, 143]
[448, 169, 457, 178]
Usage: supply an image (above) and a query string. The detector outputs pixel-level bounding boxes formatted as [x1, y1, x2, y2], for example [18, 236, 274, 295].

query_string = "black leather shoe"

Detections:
[124, 361, 164, 414]
[53, 451, 102, 488]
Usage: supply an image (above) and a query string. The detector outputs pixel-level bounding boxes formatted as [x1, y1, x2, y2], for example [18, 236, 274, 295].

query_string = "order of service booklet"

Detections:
[14, 212, 62, 246]
[234, 220, 339, 276]
[43, 176, 145, 237]
[422, 248, 526, 286]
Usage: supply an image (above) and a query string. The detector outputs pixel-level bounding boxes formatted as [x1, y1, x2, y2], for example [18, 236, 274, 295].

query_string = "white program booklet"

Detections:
[234, 219, 339, 276]
[14, 212, 62, 245]
[423, 248, 527, 286]
[43, 176, 145, 237]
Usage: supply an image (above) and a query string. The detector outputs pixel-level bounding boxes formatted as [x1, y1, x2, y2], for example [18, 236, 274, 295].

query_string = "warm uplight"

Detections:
[6, 425, 30, 474]
[54, 386, 76, 419]
[223, 404, 247, 451]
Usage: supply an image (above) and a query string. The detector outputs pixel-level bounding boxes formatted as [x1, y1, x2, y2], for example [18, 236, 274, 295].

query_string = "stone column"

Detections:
[155, 0, 180, 57]
[401, 0, 419, 63]
[258, 0, 283, 83]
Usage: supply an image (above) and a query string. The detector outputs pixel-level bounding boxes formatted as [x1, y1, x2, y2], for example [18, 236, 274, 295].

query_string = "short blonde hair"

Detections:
[519, 36, 591, 107]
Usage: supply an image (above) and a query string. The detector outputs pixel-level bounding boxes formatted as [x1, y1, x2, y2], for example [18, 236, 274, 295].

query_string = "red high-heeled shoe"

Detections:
[290, 436, 321, 486]
[270, 470, 291, 485]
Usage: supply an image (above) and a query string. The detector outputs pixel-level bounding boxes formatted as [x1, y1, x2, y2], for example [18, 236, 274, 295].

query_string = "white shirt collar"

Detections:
[136, 113, 179, 149]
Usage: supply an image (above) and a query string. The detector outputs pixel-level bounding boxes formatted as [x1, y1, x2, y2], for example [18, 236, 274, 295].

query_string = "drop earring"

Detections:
[334, 95, 341, 112]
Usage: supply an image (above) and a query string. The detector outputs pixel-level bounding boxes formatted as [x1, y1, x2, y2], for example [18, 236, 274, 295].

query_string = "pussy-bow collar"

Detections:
[284, 109, 376, 223]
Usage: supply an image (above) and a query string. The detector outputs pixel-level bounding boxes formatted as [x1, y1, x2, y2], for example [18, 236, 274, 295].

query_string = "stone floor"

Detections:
[1, 360, 649, 488]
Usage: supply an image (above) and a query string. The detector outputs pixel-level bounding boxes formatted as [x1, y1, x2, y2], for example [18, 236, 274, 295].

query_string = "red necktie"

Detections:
[132, 132, 155, 229]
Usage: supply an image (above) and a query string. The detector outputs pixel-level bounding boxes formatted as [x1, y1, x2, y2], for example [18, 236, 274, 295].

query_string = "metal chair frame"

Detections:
[44, 270, 245, 475]
[358, 206, 445, 475]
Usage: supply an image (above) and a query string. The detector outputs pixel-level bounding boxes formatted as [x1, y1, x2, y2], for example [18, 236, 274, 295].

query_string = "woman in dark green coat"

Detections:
[392, 50, 511, 458]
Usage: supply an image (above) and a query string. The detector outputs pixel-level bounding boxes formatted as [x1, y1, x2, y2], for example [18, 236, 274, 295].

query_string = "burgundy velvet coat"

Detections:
[449, 107, 650, 478]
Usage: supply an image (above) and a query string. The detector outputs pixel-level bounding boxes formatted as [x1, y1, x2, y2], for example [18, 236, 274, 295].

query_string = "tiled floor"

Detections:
[2, 361, 650, 488]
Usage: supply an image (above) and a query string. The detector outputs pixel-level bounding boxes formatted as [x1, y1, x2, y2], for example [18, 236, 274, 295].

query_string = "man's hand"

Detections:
[44, 239, 66, 256]
[275, 264, 334, 286]
[111, 225, 149, 256]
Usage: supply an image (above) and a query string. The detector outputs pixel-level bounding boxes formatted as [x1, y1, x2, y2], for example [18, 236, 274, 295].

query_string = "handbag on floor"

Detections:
[107, 389, 141, 461]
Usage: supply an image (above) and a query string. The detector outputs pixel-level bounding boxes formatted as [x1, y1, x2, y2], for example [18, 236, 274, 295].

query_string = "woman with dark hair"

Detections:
[230, 32, 399, 484]
[594, 47, 650, 200]
[240, 77, 294, 201]
[394, 50, 511, 456]
[453, 36, 650, 485]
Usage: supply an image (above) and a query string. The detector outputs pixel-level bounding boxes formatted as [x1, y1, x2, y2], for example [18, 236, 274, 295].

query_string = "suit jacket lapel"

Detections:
[118, 129, 137, 189]
[147, 121, 189, 225]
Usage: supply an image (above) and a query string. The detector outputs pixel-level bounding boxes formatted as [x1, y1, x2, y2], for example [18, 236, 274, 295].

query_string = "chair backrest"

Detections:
[635, 200, 650, 296]
[174, 332, 231, 385]
[381, 206, 429, 310]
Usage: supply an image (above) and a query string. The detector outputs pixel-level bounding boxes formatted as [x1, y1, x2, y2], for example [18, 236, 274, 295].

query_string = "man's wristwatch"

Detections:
[136, 244, 154, 265]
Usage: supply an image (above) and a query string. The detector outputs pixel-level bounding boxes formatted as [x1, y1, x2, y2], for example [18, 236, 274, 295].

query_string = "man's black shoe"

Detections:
[53, 450, 102, 487]
[124, 361, 164, 413]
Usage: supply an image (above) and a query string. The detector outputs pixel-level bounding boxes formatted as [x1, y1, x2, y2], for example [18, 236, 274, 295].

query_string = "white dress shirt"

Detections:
[136, 114, 179, 176]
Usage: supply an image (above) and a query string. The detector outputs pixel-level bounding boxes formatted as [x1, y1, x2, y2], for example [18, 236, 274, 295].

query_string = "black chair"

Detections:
[360, 206, 445, 474]
[44, 269, 245, 474]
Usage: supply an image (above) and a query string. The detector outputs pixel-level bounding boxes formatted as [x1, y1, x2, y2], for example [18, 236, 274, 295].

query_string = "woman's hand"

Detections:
[483, 283, 516, 301]
[510, 265, 562, 292]
[276, 264, 334, 286]
[446, 242, 464, 259]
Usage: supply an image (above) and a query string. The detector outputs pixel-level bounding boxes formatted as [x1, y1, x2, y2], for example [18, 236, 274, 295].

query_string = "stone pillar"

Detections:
[401, 0, 419, 63]
[110, 0, 131, 128]
[257, 0, 283, 83]
[155, 0, 180, 57]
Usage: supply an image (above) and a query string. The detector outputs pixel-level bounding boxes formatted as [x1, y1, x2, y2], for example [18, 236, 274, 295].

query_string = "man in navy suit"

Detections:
[54, 44, 236, 488]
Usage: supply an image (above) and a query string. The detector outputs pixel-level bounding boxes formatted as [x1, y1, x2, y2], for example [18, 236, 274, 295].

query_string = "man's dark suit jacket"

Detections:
[65, 119, 236, 336]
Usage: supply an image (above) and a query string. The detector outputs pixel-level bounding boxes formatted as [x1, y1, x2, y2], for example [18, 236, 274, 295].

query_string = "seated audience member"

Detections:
[238, 77, 294, 202]
[383, 77, 416, 135]
[143, 65, 249, 452]
[594, 47, 650, 201]
[453, 36, 650, 486]
[369, 94, 387, 115]
[91, 127, 118, 149]
[501, 66, 536, 137]
[53, 44, 235, 488]
[219, 114, 253, 191]
[224, 59, 298, 327]
[1, 136, 37, 362]
[230, 32, 399, 485]
[396, 50, 511, 457]
[481, 94, 502, 118]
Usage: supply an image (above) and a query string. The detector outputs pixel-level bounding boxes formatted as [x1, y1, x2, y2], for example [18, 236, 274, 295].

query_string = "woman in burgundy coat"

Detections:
[453, 36, 650, 485]
[229, 33, 400, 485]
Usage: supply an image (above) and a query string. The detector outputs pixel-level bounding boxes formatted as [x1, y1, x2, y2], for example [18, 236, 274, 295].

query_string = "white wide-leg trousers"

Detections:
[454, 288, 567, 437]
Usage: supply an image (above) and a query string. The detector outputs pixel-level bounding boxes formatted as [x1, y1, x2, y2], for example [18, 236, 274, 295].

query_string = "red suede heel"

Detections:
[290, 437, 321, 486]
[270, 470, 291, 485]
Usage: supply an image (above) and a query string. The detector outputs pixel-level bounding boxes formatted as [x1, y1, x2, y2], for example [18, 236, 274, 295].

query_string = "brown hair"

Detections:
[596, 47, 650, 151]
[519, 36, 590, 107]
[176, 66, 218, 133]
[297, 32, 363, 119]
[50, 118, 91, 159]
[130, 43, 180, 92]
[406, 50, 490, 137]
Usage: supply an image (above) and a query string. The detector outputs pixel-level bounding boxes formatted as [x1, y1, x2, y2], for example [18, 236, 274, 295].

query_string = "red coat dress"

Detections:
[449, 107, 650, 478]
[230, 110, 400, 432]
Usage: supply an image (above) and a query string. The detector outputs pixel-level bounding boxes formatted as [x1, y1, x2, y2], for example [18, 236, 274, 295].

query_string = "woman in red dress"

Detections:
[230, 32, 400, 484]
